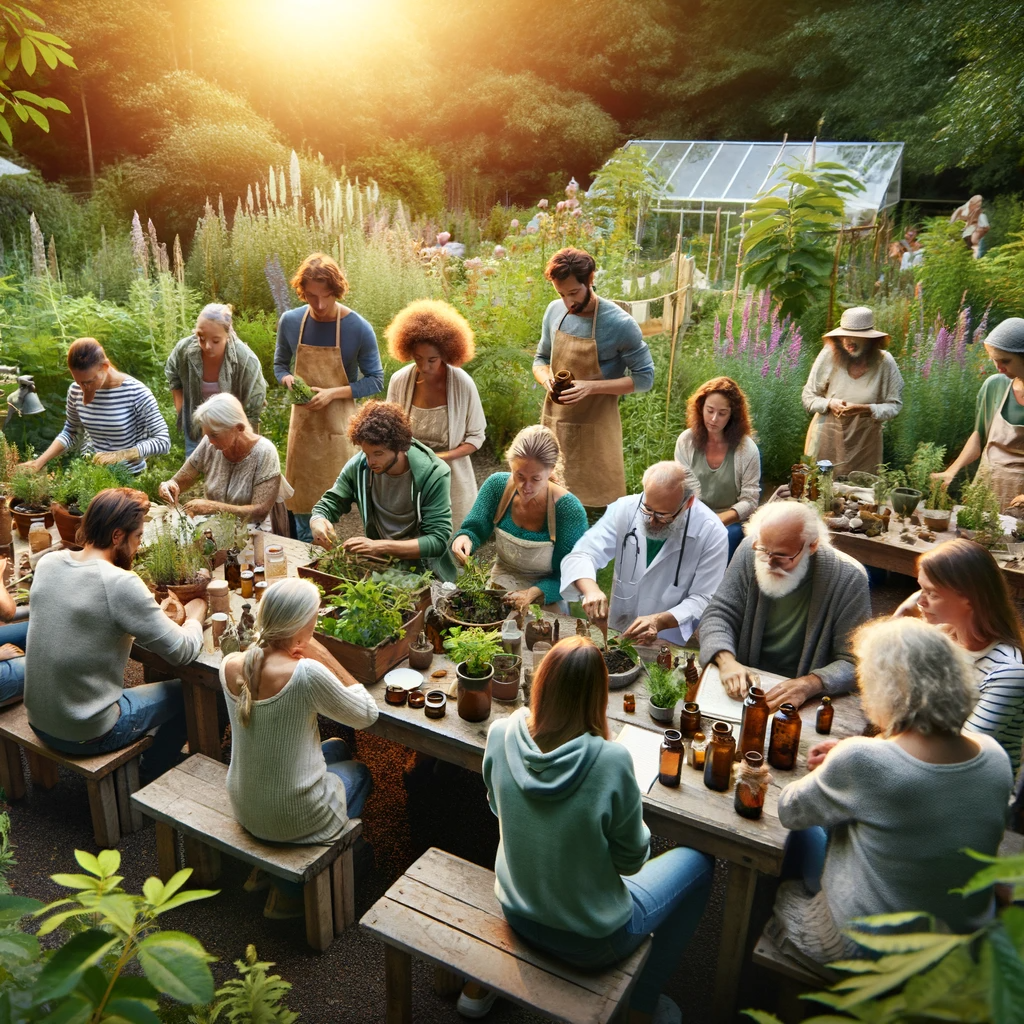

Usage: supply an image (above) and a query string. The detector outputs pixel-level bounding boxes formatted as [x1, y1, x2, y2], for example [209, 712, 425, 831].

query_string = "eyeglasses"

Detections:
[639, 499, 686, 523]
[752, 543, 806, 566]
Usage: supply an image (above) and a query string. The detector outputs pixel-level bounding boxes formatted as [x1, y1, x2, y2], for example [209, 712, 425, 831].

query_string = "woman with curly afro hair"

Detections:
[674, 376, 761, 559]
[385, 299, 486, 528]
[308, 401, 458, 581]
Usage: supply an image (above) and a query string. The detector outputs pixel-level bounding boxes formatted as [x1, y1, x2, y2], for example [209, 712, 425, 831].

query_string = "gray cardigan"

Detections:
[698, 537, 870, 694]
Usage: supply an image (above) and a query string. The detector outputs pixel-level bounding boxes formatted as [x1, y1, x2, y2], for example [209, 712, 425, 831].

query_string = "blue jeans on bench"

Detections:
[30, 679, 188, 784]
[0, 620, 28, 704]
[276, 738, 372, 899]
[781, 825, 828, 894]
[503, 847, 714, 1016]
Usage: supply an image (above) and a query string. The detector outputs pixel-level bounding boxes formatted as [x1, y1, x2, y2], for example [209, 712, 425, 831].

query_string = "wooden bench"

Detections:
[131, 754, 362, 951]
[0, 702, 149, 848]
[361, 847, 651, 1024]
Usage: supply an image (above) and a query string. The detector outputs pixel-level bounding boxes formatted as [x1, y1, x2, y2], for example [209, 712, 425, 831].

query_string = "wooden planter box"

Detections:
[299, 557, 432, 612]
[315, 607, 426, 686]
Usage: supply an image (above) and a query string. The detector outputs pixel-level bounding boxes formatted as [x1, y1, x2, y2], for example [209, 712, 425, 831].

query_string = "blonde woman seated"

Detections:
[386, 299, 486, 528]
[451, 425, 588, 613]
[770, 617, 1012, 970]
[158, 394, 287, 527]
[220, 578, 378, 919]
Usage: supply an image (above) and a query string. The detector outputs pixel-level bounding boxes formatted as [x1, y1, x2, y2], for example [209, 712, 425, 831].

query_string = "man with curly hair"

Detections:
[308, 401, 458, 581]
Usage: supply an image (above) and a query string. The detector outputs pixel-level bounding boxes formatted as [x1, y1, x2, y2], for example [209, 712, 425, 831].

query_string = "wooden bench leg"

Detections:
[27, 751, 59, 789]
[155, 822, 178, 881]
[87, 776, 121, 848]
[183, 837, 221, 885]
[0, 737, 25, 800]
[433, 967, 462, 997]
[712, 863, 759, 1022]
[331, 848, 356, 933]
[114, 762, 145, 834]
[385, 946, 412, 1024]
[304, 868, 334, 951]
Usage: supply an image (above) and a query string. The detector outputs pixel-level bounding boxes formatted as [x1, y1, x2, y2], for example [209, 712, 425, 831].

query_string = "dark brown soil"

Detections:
[445, 590, 504, 624]
[604, 649, 635, 674]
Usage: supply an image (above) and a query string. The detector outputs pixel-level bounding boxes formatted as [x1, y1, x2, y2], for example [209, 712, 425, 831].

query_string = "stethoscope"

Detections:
[620, 499, 691, 589]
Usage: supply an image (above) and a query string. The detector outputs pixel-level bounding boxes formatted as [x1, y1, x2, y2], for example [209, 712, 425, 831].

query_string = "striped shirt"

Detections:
[965, 642, 1024, 777]
[55, 376, 170, 474]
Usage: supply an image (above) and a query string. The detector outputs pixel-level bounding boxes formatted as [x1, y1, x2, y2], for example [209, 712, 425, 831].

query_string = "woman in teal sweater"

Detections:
[451, 425, 587, 612]
[460, 637, 714, 1023]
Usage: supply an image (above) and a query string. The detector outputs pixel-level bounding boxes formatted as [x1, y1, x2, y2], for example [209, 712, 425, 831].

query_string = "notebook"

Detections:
[693, 664, 788, 724]
[613, 724, 664, 794]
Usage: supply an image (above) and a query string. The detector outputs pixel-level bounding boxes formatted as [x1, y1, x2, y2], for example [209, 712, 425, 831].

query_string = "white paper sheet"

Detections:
[694, 664, 788, 724]
[614, 723, 663, 794]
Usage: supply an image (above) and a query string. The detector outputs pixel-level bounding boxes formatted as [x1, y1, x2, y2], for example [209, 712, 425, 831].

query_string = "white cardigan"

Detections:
[674, 431, 761, 522]
[387, 363, 486, 530]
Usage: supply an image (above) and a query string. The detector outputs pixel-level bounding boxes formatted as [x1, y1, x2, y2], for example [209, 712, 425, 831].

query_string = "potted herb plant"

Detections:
[9, 465, 53, 539]
[196, 512, 250, 568]
[135, 515, 212, 602]
[922, 478, 954, 533]
[956, 477, 1005, 548]
[51, 459, 133, 548]
[603, 634, 643, 689]
[436, 556, 507, 628]
[646, 662, 686, 724]
[315, 578, 425, 684]
[524, 603, 553, 651]
[443, 626, 503, 722]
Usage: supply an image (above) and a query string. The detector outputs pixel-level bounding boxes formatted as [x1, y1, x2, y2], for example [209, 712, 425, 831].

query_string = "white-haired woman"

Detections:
[165, 303, 267, 457]
[450, 425, 588, 613]
[769, 617, 1012, 968]
[158, 394, 285, 525]
[221, 577, 378, 919]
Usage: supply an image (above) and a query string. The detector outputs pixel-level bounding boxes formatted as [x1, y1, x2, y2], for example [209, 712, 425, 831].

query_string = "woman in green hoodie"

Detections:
[466, 637, 713, 1023]
[309, 400, 458, 581]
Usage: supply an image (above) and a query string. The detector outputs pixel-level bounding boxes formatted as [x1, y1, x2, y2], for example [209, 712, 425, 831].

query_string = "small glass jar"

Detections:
[816, 696, 834, 735]
[623, 692, 636, 713]
[679, 701, 701, 739]
[254, 580, 268, 602]
[658, 729, 684, 788]
[738, 685, 770, 759]
[253, 566, 265, 585]
[767, 703, 803, 770]
[385, 684, 408, 707]
[424, 690, 447, 719]
[240, 570, 254, 599]
[657, 645, 673, 671]
[407, 689, 426, 709]
[264, 544, 287, 581]
[28, 518, 51, 553]
[734, 751, 771, 820]
[689, 731, 708, 770]
[704, 721, 736, 791]
[211, 612, 228, 648]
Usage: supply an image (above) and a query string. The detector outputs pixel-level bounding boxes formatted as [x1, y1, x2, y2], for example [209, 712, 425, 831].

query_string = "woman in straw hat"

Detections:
[801, 306, 904, 476]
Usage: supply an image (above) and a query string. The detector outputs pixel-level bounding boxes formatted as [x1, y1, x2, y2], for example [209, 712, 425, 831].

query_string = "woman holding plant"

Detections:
[221, 578, 378, 919]
[459, 636, 713, 1022]
[801, 306, 903, 476]
[451, 425, 587, 613]
[165, 303, 267, 457]
[932, 318, 1024, 510]
[385, 299, 486, 529]
[158, 394, 286, 528]
[674, 376, 761, 559]
[21, 339, 170, 475]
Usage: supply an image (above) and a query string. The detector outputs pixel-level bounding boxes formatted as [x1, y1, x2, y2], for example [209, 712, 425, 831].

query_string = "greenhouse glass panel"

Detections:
[691, 144, 750, 200]
[724, 146, 782, 201]
[666, 142, 719, 195]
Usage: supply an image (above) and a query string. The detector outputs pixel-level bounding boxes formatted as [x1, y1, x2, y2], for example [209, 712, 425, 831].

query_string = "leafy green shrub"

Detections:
[9, 467, 50, 508]
[915, 217, 991, 326]
[904, 442, 946, 494]
[956, 475, 1004, 546]
[51, 459, 133, 513]
[189, 945, 298, 1024]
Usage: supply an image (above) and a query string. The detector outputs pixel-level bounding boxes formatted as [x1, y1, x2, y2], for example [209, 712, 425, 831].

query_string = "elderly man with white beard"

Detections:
[699, 501, 871, 711]
[560, 461, 728, 645]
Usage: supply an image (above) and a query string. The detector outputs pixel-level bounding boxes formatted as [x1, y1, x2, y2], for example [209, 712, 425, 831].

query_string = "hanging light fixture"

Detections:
[7, 376, 44, 416]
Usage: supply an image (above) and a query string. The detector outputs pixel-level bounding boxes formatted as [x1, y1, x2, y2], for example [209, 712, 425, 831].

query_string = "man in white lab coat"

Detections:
[560, 461, 728, 645]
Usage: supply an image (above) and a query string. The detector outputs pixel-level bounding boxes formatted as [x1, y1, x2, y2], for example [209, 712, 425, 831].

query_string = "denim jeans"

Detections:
[276, 739, 373, 898]
[293, 514, 312, 543]
[504, 847, 714, 1015]
[781, 825, 829, 895]
[184, 434, 199, 458]
[0, 620, 28, 704]
[31, 679, 187, 785]
[726, 521, 745, 561]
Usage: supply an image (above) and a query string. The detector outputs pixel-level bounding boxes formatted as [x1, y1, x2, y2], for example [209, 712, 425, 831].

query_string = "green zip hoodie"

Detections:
[311, 439, 457, 581]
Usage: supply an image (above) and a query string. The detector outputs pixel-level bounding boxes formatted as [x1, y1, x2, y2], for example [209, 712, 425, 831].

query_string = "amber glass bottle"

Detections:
[816, 696, 834, 735]
[623, 692, 636, 713]
[657, 645, 673, 671]
[658, 730, 684, 787]
[224, 548, 241, 591]
[550, 370, 575, 404]
[689, 732, 708, 770]
[738, 685, 770, 758]
[703, 721, 736, 791]
[767, 703, 802, 770]
[683, 653, 699, 700]
[679, 701, 701, 739]
[734, 752, 770, 819]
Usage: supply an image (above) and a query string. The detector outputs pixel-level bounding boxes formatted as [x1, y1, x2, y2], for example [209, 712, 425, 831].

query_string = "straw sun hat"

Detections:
[823, 306, 889, 341]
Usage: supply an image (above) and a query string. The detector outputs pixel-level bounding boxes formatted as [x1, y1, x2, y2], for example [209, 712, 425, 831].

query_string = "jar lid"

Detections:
[208, 580, 229, 592]
[240, 571, 254, 579]
[266, 545, 283, 554]
[692, 731, 706, 742]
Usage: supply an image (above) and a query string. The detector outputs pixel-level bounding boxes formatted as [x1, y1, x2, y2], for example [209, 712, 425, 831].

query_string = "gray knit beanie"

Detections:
[985, 317, 1024, 354]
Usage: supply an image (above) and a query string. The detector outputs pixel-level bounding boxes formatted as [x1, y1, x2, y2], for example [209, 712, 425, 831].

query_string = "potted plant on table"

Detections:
[8, 465, 53, 539]
[524, 603, 553, 651]
[443, 626, 503, 723]
[922, 478, 954, 533]
[602, 634, 643, 689]
[646, 661, 686, 724]
[135, 515, 212, 602]
[955, 476, 1005, 548]
[436, 556, 507, 629]
[50, 459, 133, 548]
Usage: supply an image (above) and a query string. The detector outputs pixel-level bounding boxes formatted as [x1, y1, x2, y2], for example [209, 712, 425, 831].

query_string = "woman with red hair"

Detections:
[674, 376, 760, 558]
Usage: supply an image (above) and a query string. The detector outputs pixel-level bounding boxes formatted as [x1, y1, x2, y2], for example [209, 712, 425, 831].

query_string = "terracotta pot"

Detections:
[491, 654, 522, 701]
[166, 573, 212, 605]
[922, 509, 951, 533]
[50, 501, 83, 549]
[10, 498, 53, 541]
[524, 618, 552, 651]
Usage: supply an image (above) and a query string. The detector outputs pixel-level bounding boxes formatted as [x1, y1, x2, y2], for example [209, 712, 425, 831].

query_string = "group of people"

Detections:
[8, 242, 1024, 1024]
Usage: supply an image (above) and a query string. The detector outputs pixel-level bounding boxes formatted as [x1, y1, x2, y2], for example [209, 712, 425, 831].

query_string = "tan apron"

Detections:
[804, 360, 883, 476]
[540, 299, 627, 507]
[977, 379, 1024, 510]
[284, 308, 358, 514]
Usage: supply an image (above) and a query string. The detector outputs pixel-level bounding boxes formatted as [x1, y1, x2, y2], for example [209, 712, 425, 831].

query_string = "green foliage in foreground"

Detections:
[443, 626, 504, 676]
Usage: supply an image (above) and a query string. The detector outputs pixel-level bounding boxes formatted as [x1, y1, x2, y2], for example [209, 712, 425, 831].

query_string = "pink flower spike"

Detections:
[538, 199, 549, 209]
[437, 231, 451, 245]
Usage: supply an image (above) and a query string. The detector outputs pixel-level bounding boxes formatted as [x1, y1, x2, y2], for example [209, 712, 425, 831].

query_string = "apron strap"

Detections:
[297, 308, 310, 346]
[493, 477, 558, 543]
[334, 306, 341, 349]
[546, 484, 557, 543]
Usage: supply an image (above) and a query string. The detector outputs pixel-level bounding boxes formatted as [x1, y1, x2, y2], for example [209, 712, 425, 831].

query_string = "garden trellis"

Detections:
[615, 139, 904, 286]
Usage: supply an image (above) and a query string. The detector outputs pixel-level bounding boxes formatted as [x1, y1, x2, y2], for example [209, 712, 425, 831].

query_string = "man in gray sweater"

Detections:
[25, 489, 206, 782]
[699, 501, 870, 710]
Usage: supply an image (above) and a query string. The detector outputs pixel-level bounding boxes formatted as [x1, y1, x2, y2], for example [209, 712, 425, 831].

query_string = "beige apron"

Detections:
[977, 379, 1024, 510]
[284, 308, 358, 514]
[540, 299, 627, 507]
[804, 360, 883, 476]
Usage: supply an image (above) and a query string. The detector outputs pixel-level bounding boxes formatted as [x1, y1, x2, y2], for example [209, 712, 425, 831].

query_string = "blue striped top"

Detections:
[55, 376, 170, 473]
[965, 642, 1024, 777]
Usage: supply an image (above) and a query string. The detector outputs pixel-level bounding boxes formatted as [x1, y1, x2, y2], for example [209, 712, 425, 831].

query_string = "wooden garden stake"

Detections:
[665, 233, 683, 424]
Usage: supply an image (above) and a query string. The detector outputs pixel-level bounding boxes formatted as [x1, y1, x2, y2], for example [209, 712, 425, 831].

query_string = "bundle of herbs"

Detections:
[287, 376, 315, 405]
[312, 545, 392, 582]
[956, 476, 1005, 547]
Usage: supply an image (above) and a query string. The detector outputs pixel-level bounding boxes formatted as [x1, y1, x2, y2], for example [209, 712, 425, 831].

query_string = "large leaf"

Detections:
[95, 894, 139, 935]
[151, 889, 219, 916]
[0, 893, 44, 922]
[103, 1000, 162, 1024]
[137, 932, 215, 1003]
[19, 35, 35, 77]
[73, 851, 100, 876]
[36, 906, 97, 937]
[34, 929, 120, 1001]
[956, 852, 1024, 895]
[37, 994, 92, 1024]
[50, 874, 103, 891]
[989, 923, 1024, 1024]
[108, 977, 159, 1002]
[0, 931, 39, 962]
[96, 850, 121, 877]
